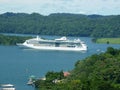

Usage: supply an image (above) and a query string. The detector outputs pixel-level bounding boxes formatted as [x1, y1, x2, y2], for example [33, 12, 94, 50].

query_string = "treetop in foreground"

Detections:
[35, 47, 120, 90]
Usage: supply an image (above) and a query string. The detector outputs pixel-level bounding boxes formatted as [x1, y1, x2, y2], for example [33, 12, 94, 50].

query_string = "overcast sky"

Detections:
[0, 0, 120, 15]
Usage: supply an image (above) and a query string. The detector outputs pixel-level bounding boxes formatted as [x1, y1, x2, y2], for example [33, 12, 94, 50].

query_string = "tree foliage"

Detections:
[35, 47, 120, 90]
[0, 12, 120, 37]
[0, 34, 31, 45]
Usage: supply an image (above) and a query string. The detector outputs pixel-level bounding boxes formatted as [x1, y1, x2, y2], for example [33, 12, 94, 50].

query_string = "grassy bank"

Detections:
[95, 38, 120, 44]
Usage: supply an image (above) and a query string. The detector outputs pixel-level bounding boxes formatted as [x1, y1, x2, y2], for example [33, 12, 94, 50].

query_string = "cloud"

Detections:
[0, 0, 120, 15]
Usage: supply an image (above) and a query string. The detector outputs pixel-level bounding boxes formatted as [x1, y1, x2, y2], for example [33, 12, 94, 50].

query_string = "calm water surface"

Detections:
[0, 36, 120, 90]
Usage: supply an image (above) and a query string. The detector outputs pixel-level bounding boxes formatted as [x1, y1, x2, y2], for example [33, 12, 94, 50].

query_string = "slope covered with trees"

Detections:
[0, 12, 120, 37]
[35, 47, 120, 90]
[0, 34, 31, 45]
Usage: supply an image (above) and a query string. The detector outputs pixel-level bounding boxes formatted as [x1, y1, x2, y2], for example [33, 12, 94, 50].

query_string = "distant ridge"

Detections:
[87, 14, 103, 18]
[0, 12, 120, 37]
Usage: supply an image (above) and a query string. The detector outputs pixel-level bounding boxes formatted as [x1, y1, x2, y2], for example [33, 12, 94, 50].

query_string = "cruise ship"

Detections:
[17, 36, 87, 51]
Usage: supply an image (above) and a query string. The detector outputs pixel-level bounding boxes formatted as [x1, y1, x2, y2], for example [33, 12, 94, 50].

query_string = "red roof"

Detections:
[63, 72, 70, 77]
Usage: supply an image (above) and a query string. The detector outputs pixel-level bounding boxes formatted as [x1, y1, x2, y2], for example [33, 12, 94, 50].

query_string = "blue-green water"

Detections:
[0, 36, 120, 90]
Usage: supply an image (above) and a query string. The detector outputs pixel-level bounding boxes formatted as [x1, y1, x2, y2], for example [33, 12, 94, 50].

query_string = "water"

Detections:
[0, 36, 120, 90]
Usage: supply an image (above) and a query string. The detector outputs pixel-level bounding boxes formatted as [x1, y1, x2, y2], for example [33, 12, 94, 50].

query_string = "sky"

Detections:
[0, 0, 120, 15]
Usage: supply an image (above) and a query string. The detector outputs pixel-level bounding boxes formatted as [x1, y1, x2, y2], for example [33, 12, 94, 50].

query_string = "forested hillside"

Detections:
[0, 12, 120, 37]
[0, 34, 31, 45]
[35, 47, 120, 90]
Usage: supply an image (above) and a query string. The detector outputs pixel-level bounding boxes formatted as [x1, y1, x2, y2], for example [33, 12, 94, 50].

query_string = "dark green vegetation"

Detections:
[0, 34, 31, 45]
[35, 71, 64, 90]
[93, 38, 120, 44]
[0, 12, 120, 37]
[35, 47, 120, 90]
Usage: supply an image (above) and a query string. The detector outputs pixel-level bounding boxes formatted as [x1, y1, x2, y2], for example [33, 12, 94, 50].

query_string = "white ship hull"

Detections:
[1, 88, 15, 90]
[0, 84, 15, 90]
[17, 43, 87, 51]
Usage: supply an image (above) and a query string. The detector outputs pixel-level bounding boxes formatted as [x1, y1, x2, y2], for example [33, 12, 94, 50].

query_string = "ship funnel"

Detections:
[36, 35, 40, 40]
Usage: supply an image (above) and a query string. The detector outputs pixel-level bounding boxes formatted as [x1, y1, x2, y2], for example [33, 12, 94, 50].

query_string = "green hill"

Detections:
[0, 12, 120, 37]
[35, 47, 120, 90]
[0, 34, 31, 45]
